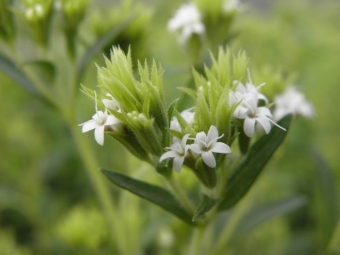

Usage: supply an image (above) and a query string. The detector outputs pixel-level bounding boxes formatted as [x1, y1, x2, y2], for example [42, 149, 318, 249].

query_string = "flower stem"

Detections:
[68, 118, 117, 242]
[164, 175, 195, 214]
[211, 194, 251, 255]
[328, 218, 340, 253]
[188, 225, 205, 255]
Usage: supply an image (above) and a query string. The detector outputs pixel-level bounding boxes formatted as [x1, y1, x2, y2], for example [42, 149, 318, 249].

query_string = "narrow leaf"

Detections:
[101, 169, 194, 225]
[0, 54, 40, 96]
[22, 60, 56, 84]
[218, 115, 292, 210]
[193, 194, 218, 221]
[234, 196, 307, 237]
[76, 15, 135, 83]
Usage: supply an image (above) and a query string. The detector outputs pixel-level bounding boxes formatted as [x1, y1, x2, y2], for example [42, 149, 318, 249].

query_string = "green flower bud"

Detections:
[0, 0, 15, 44]
[59, 0, 89, 59]
[22, 0, 54, 48]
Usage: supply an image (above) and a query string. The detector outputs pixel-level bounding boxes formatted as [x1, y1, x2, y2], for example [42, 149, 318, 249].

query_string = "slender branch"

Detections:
[164, 175, 195, 214]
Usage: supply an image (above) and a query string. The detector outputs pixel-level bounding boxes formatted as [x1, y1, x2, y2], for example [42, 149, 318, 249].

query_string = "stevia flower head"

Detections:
[167, 3, 205, 44]
[273, 86, 314, 121]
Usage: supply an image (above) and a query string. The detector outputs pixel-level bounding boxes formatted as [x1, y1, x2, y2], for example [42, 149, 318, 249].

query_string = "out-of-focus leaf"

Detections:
[219, 115, 292, 210]
[0, 54, 40, 96]
[22, 60, 56, 85]
[76, 15, 135, 83]
[312, 150, 338, 223]
[234, 196, 307, 238]
[101, 169, 194, 225]
[192, 194, 218, 221]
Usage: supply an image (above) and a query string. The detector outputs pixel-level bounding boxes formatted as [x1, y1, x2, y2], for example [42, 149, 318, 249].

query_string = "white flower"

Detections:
[79, 92, 120, 146]
[233, 93, 285, 137]
[190, 126, 231, 168]
[167, 3, 205, 44]
[102, 93, 120, 111]
[234, 80, 268, 103]
[159, 134, 191, 172]
[170, 108, 195, 132]
[273, 86, 314, 121]
[223, 0, 241, 13]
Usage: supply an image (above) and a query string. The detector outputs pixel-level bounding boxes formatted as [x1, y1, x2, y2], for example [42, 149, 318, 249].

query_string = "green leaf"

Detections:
[233, 196, 307, 238]
[101, 169, 194, 225]
[192, 195, 218, 221]
[22, 60, 56, 85]
[76, 14, 135, 83]
[0, 54, 40, 96]
[218, 115, 292, 210]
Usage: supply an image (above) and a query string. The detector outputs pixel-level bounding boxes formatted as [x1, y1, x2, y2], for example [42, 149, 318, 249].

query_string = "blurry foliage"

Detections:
[0, 0, 339, 254]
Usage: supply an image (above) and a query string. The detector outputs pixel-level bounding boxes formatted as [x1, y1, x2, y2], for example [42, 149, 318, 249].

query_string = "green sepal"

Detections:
[192, 194, 218, 222]
[218, 115, 292, 210]
[101, 169, 195, 225]
[156, 160, 173, 179]
[107, 129, 149, 162]
[192, 158, 217, 188]
[177, 87, 197, 99]
[238, 124, 251, 154]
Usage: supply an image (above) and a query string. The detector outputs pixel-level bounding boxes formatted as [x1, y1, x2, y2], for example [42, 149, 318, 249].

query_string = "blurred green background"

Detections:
[1, 0, 339, 254]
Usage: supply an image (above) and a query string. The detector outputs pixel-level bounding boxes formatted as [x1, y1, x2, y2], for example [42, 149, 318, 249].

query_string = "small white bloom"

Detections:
[167, 3, 205, 44]
[190, 126, 231, 168]
[273, 86, 314, 121]
[223, 0, 241, 13]
[102, 93, 120, 111]
[79, 92, 120, 146]
[159, 134, 191, 172]
[233, 93, 285, 137]
[170, 108, 195, 132]
[234, 80, 268, 103]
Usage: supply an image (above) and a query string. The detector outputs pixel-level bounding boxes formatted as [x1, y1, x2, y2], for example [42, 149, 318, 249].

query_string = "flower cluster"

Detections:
[79, 47, 312, 188]
[273, 86, 314, 121]
[167, 3, 205, 44]
[229, 77, 286, 137]
[160, 126, 231, 172]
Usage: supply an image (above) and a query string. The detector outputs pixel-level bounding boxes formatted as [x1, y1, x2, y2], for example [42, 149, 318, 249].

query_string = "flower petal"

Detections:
[256, 115, 271, 134]
[105, 115, 120, 126]
[244, 118, 256, 137]
[207, 125, 218, 142]
[201, 151, 216, 168]
[173, 157, 185, 172]
[81, 120, 98, 133]
[211, 142, 231, 154]
[190, 144, 202, 154]
[94, 126, 105, 146]
[159, 151, 178, 162]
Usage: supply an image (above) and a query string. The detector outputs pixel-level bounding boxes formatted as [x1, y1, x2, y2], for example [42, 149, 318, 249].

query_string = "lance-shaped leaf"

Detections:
[0, 54, 40, 96]
[192, 194, 218, 222]
[233, 196, 307, 238]
[22, 60, 56, 85]
[76, 15, 135, 83]
[219, 115, 292, 210]
[101, 169, 194, 225]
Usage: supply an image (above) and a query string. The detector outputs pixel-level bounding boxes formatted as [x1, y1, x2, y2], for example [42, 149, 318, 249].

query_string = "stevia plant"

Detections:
[79, 46, 305, 253]
[0, 0, 317, 253]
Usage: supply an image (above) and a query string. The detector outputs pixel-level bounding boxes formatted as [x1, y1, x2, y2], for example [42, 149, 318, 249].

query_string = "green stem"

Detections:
[188, 226, 205, 255]
[211, 195, 251, 255]
[328, 218, 340, 253]
[67, 117, 117, 242]
[164, 175, 195, 214]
